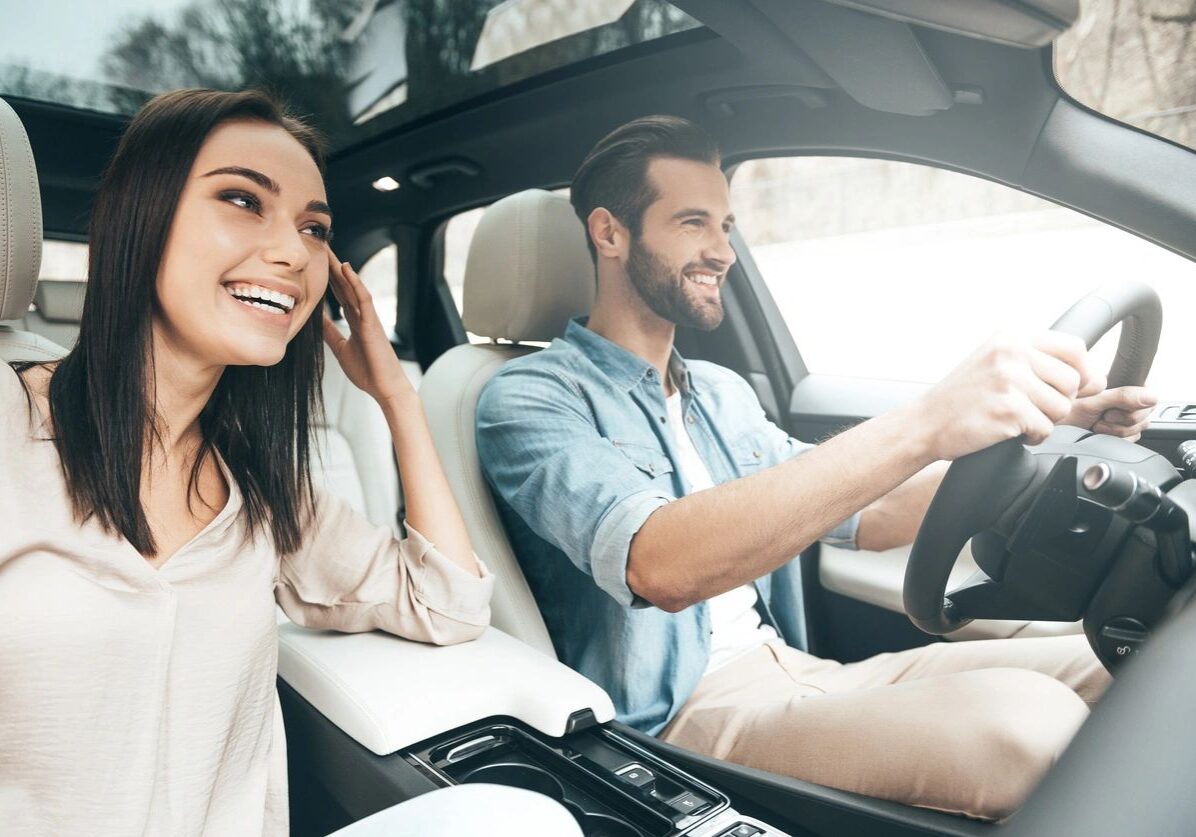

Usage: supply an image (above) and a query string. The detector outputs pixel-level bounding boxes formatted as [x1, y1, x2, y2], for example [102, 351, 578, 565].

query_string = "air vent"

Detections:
[1158, 404, 1196, 422]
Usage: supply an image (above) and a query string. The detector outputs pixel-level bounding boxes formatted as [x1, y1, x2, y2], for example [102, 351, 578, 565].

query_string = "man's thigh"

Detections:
[777, 634, 1110, 707]
[665, 665, 1088, 821]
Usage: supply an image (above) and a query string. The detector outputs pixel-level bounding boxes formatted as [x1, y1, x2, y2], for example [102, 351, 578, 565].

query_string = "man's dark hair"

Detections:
[570, 115, 720, 262]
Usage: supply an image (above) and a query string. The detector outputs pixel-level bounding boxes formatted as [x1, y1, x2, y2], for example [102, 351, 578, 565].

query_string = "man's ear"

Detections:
[587, 208, 626, 260]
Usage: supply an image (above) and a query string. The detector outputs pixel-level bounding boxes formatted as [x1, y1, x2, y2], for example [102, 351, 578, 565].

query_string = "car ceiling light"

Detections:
[372, 176, 400, 192]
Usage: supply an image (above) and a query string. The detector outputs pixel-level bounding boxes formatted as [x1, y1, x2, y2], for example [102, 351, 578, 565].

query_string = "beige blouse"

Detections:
[0, 365, 495, 836]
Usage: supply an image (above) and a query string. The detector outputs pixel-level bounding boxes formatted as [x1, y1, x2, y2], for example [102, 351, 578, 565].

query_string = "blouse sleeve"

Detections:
[274, 487, 494, 645]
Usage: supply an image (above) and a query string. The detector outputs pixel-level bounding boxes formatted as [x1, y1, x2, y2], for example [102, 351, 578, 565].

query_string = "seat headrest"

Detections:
[0, 97, 42, 321]
[461, 189, 595, 343]
[33, 279, 86, 323]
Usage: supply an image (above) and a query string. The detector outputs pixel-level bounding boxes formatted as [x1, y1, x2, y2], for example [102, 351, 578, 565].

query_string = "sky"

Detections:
[4, 0, 192, 81]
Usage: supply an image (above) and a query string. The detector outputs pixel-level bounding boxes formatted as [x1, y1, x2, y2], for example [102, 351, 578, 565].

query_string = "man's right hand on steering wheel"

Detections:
[1062, 385, 1157, 441]
[913, 330, 1105, 462]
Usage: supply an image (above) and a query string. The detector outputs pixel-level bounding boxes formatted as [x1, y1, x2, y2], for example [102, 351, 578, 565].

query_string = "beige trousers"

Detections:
[660, 634, 1110, 821]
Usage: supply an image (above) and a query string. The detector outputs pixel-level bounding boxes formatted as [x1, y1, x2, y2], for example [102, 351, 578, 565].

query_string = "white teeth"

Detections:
[224, 284, 296, 312]
[687, 273, 718, 286]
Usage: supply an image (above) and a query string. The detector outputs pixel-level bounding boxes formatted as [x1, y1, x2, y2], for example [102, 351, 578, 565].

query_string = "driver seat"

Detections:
[0, 96, 67, 364]
[420, 190, 594, 657]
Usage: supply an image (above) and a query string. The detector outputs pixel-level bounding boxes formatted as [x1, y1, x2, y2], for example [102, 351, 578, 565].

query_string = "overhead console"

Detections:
[278, 625, 790, 836]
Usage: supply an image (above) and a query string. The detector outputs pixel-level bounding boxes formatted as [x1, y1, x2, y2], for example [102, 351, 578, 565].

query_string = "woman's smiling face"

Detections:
[153, 119, 332, 369]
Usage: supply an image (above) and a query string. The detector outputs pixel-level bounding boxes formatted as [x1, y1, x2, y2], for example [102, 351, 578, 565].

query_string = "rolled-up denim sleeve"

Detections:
[477, 366, 668, 608]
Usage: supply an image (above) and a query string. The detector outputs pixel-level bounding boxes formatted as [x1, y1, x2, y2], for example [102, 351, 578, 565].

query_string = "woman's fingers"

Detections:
[326, 248, 357, 317]
[322, 311, 345, 348]
[338, 259, 378, 326]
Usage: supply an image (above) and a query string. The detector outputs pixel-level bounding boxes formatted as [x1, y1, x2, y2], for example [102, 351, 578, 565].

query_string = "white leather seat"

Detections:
[23, 279, 86, 353]
[311, 332, 415, 532]
[0, 96, 67, 363]
[420, 190, 595, 657]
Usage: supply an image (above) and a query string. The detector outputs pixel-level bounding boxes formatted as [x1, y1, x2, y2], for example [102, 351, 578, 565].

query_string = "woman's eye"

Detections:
[221, 190, 261, 213]
[302, 224, 332, 243]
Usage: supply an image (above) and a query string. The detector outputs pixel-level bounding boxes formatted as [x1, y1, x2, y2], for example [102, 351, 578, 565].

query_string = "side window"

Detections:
[729, 157, 1195, 398]
[356, 243, 399, 336]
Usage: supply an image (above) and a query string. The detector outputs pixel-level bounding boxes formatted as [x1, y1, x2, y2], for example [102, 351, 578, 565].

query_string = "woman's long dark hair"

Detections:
[16, 89, 327, 556]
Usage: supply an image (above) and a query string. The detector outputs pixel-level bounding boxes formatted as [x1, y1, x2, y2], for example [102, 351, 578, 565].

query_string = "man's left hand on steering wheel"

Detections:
[1062, 385, 1157, 441]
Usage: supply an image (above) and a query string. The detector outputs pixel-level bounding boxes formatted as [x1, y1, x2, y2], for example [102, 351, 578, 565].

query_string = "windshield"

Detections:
[1055, 0, 1196, 151]
[2, 0, 698, 150]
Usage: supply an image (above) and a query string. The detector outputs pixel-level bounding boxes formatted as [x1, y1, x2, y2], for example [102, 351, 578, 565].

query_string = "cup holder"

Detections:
[576, 812, 641, 837]
[460, 762, 642, 836]
[460, 762, 566, 801]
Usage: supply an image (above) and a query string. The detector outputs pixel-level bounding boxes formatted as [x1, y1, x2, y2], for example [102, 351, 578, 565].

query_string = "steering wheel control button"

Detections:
[1098, 617, 1148, 665]
[667, 791, 712, 816]
[614, 763, 655, 788]
[719, 824, 765, 837]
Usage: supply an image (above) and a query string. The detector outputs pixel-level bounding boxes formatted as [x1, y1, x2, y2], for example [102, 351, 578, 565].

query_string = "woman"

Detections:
[0, 89, 557, 835]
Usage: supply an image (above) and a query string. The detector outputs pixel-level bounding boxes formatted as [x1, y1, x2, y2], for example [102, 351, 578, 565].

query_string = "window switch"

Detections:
[719, 824, 764, 837]
[614, 763, 655, 789]
[666, 791, 712, 816]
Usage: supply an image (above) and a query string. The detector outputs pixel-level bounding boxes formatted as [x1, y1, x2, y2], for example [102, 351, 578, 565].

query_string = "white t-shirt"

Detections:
[665, 390, 777, 675]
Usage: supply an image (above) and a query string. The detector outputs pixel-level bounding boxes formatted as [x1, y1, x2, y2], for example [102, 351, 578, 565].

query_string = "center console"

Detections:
[405, 719, 777, 836]
[278, 623, 791, 836]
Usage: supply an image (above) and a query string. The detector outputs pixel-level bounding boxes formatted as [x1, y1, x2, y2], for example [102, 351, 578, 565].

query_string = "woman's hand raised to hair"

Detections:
[322, 248, 481, 577]
[322, 248, 411, 407]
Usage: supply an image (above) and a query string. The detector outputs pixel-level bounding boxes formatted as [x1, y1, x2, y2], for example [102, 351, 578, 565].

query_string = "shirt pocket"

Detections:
[728, 431, 771, 474]
[611, 440, 676, 481]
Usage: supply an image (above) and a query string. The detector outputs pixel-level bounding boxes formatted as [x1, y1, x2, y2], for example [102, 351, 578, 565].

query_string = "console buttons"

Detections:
[719, 824, 764, 837]
[614, 763, 655, 788]
[1097, 617, 1148, 666]
[667, 791, 712, 816]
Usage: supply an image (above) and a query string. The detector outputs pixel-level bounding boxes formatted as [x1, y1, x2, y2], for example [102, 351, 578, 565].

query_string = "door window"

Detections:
[729, 157, 1196, 398]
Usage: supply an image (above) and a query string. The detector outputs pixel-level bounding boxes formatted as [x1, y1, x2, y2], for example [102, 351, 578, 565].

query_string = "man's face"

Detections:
[625, 157, 737, 331]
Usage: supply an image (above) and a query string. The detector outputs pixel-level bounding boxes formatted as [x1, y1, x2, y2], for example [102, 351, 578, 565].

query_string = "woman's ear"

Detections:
[587, 207, 626, 260]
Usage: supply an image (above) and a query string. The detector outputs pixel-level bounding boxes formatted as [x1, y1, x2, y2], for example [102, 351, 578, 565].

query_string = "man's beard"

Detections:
[626, 237, 724, 331]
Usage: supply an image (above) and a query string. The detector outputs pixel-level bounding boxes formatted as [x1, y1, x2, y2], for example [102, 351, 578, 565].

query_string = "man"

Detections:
[475, 116, 1155, 820]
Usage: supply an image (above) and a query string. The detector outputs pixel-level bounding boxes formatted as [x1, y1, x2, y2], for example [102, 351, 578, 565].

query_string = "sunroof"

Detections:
[2, 0, 698, 149]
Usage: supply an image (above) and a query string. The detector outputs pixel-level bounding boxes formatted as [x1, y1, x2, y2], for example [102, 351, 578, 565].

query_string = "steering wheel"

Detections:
[903, 282, 1163, 635]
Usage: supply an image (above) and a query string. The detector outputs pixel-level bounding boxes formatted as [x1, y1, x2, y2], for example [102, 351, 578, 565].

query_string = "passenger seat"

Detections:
[24, 279, 86, 352]
[420, 189, 595, 656]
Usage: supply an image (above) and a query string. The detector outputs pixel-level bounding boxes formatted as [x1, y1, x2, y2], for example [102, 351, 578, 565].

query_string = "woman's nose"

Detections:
[262, 222, 309, 272]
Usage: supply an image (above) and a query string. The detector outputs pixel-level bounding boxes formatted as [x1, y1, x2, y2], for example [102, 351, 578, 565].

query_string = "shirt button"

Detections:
[648, 463, 656, 473]
[686, 415, 695, 425]
[659, 415, 666, 424]
[646, 369, 656, 379]
[753, 450, 762, 459]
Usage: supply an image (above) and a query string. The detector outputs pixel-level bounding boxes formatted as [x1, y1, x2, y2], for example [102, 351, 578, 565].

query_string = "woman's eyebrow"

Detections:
[203, 166, 330, 218]
[202, 165, 280, 194]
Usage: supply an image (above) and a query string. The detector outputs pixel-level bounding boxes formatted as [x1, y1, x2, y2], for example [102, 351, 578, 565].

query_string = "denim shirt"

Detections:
[476, 318, 859, 735]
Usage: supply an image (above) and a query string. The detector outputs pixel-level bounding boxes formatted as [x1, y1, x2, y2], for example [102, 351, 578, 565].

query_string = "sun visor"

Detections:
[676, 0, 955, 116]
[820, 0, 1079, 49]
